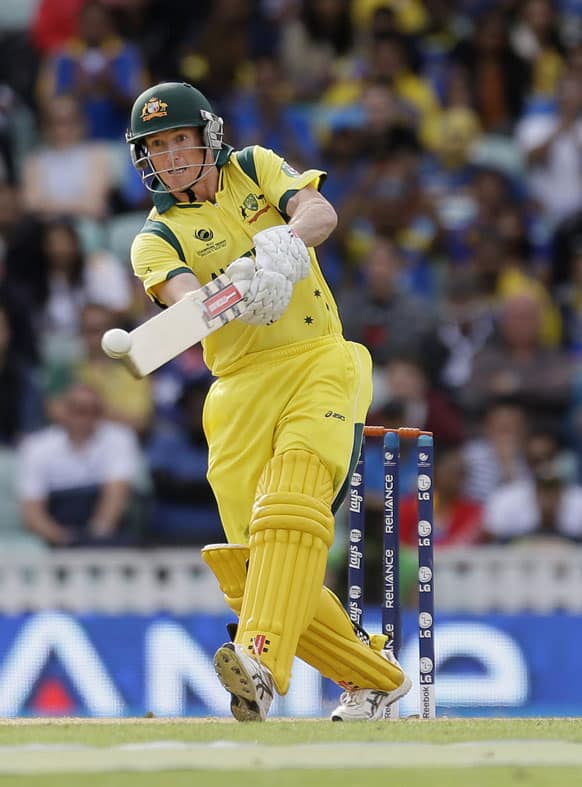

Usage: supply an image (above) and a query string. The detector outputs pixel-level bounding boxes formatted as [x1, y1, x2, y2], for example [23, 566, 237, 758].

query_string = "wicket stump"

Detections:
[348, 426, 436, 719]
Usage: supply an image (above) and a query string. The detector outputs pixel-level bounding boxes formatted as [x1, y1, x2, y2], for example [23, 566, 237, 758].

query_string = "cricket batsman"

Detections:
[126, 81, 411, 720]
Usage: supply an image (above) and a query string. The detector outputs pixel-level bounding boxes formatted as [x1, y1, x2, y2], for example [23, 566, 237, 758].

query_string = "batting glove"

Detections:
[253, 225, 310, 284]
[227, 257, 293, 325]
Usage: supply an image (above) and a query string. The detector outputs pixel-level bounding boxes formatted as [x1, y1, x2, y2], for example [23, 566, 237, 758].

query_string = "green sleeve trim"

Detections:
[166, 266, 193, 280]
[332, 422, 364, 515]
[278, 172, 327, 217]
[141, 220, 186, 262]
[147, 267, 193, 309]
[236, 146, 259, 186]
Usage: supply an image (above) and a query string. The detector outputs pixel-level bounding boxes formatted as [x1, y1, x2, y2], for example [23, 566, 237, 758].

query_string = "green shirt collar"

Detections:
[152, 144, 234, 214]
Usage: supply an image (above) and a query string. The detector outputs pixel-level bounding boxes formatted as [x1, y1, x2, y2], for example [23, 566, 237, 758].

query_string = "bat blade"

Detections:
[119, 273, 246, 378]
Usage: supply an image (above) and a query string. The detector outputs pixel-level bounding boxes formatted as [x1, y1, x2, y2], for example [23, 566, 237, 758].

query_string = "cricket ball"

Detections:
[101, 328, 132, 359]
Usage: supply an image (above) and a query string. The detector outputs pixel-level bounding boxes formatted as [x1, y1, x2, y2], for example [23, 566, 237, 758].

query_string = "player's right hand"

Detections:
[227, 258, 292, 325]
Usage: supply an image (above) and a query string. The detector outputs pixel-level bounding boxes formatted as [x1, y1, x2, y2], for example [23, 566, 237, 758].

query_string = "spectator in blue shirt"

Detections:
[228, 54, 319, 170]
[145, 375, 222, 546]
[38, 0, 147, 141]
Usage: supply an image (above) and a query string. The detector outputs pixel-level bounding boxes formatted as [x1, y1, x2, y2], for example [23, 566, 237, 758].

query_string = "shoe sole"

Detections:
[214, 645, 263, 722]
[330, 675, 414, 722]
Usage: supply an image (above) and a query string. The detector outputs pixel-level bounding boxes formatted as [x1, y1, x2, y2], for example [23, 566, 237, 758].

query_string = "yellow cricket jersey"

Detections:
[131, 145, 344, 376]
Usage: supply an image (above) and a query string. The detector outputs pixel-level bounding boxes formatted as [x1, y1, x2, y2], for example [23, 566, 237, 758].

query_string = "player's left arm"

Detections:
[252, 186, 337, 284]
[248, 147, 335, 284]
[286, 185, 338, 247]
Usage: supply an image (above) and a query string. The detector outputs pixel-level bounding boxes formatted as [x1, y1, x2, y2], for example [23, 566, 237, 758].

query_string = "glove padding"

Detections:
[253, 225, 310, 284]
[227, 257, 292, 325]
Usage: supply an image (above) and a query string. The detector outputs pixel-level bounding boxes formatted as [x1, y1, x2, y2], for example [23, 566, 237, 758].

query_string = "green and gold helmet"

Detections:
[126, 81, 224, 192]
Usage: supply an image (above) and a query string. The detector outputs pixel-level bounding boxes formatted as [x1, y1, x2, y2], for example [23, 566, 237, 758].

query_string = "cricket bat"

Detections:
[101, 272, 248, 378]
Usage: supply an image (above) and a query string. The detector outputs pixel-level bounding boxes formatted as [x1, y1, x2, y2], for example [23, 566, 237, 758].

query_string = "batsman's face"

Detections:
[145, 127, 206, 192]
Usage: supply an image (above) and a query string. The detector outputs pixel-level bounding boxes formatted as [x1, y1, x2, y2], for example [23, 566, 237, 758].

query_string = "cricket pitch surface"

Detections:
[0, 717, 580, 786]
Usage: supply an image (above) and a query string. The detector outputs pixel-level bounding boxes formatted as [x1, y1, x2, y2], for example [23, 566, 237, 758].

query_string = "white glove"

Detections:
[253, 225, 310, 284]
[227, 257, 292, 326]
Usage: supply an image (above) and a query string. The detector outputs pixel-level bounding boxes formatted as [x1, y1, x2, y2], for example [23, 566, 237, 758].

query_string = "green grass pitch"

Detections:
[0, 717, 581, 787]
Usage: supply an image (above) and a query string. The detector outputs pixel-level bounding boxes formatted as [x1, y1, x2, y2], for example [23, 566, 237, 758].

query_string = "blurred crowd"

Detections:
[2, 0, 582, 558]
